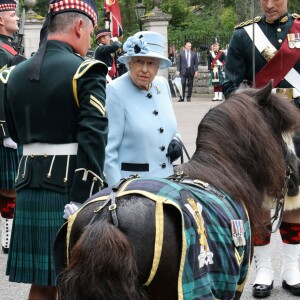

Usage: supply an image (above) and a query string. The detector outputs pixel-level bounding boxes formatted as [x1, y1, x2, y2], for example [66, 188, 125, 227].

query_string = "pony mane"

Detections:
[177, 86, 300, 228]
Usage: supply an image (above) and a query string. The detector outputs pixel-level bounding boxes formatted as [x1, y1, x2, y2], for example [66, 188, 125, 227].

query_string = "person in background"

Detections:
[168, 44, 177, 65]
[116, 48, 127, 76]
[0, 0, 25, 254]
[2, 0, 108, 299]
[208, 42, 226, 101]
[176, 41, 199, 102]
[94, 28, 122, 81]
[223, 0, 300, 297]
[104, 31, 182, 187]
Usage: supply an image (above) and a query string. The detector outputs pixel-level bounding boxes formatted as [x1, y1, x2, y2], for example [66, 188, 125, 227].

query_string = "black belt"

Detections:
[121, 163, 149, 172]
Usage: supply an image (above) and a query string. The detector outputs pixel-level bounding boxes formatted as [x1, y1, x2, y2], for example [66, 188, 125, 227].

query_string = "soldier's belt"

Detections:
[23, 142, 78, 156]
[273, 88, 300, 100]
[261, 46, 277, 62]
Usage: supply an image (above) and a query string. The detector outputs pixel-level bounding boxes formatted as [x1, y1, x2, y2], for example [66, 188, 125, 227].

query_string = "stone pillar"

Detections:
[141, 6, 171, 79]
[23, 1, 44, 58]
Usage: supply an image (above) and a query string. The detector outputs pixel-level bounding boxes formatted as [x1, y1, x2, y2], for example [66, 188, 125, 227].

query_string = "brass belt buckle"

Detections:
[261, 46, 277, 61]
[276, 88, 294, 100]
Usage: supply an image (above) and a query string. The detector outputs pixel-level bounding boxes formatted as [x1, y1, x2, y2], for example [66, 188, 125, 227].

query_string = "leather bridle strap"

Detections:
[263, 143, 292, 233]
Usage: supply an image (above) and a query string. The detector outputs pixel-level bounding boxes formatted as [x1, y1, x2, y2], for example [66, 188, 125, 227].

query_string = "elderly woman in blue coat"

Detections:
[104, 31, 182, 187]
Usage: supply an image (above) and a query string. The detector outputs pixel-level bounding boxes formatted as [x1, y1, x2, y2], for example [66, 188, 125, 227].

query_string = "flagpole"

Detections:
[252, 0, 256, 88]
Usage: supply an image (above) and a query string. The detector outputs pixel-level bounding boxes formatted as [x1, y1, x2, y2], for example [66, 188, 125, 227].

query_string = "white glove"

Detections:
[63, 202, 81, 220]
[3, 137, 17, 149]
[111, 37, 118, 42]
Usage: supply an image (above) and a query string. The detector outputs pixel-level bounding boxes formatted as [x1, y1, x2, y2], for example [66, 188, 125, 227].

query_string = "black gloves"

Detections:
[166, 139, 182, 163]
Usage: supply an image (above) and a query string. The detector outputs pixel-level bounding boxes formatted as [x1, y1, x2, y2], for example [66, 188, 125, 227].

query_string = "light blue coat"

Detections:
[104, 72, 180, 186]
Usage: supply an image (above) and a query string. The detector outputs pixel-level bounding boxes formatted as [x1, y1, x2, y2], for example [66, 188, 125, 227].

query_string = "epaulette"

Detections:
[234, 16, 261, 29]
[0, 66, 15, 84]
[72, 59, 108, 108]
[73, 59, 107, 81]
[292, 13, 300, 19]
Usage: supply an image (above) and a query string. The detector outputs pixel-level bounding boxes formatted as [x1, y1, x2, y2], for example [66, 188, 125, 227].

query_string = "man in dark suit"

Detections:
[176, 41, 199, 102]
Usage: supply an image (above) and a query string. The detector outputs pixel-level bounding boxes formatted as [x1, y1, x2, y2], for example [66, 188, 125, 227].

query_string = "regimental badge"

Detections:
[288, 33, 300, 49]
[231, 219, 246, 247]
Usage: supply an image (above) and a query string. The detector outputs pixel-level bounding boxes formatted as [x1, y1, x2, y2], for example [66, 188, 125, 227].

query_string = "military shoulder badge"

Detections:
[234, 16, 261, 29]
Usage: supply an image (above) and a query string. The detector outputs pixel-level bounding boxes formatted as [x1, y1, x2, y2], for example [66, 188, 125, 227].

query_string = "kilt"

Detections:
[6, 188, 69, 286]
[0, 144, 22, 189]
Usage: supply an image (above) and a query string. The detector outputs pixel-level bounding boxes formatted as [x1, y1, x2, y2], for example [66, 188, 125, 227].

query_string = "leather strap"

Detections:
[255, 19, 300, 88]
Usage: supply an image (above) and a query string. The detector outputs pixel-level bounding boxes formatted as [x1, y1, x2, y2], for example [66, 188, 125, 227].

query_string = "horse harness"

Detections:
[67, 174, 251, 299]
[264, 142, 293, 233]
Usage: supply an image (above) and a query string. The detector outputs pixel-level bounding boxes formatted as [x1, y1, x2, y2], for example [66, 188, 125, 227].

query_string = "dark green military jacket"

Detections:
[1, 40, 108, 203]
[94, 41, 121, 68]
[223, 13, 300, 98]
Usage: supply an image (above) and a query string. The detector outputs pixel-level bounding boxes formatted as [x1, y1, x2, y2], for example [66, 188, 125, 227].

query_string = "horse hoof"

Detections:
[252, 282, 273, 298]
[282, 280, 300, 296]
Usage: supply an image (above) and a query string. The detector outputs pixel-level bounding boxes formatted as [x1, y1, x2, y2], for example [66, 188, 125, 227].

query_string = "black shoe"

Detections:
[187, 98, 191, 102]
[282, 280, 300, 295]
[178, 98, 184, 102]
[252, 282, 273, 298]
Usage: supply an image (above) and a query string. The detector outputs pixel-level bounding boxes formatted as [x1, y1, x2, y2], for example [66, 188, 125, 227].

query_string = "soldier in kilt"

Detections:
[208, 42, 226, 101]
[1, 0, 108, 299]
[0, 0, 25, 254]
[223, 0, 300, 297]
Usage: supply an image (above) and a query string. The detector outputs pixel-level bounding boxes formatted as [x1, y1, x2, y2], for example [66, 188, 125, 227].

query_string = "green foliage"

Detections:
[23, 0, 299, 48]
[160, 0, 189, 26]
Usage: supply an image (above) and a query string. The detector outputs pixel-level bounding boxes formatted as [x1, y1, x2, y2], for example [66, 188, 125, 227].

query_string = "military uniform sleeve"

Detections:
[223, 30, 247, 98]
[0, 48, 10, 72]
[104, 83, 125, 186]
[69, 61, 108, 203]
[94, 42, 121, 60]
[0, 67, 18, 142]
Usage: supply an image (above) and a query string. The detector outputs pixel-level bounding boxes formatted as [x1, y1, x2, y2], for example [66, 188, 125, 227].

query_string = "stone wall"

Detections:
[168, 66, 213, 95]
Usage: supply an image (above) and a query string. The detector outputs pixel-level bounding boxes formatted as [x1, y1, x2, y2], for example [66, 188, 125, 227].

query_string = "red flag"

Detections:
[104, 0, 123, 37]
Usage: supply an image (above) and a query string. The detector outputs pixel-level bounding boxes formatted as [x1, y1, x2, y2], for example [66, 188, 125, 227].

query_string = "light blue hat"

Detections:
[118, 31, 171, 69]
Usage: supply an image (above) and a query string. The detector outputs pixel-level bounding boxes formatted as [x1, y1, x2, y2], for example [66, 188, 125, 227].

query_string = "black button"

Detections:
[153, 110, 158, 116]
[161, 163, 166, 168]
[160, 146, 165, 151]
[159, 127, 164, 133]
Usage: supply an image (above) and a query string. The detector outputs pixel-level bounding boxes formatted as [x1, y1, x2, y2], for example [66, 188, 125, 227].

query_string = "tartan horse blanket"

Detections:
[66, 177, 251, 300]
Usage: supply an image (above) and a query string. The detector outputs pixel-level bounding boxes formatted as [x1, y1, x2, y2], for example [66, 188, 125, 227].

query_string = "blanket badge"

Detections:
[231, 219, 246, 247]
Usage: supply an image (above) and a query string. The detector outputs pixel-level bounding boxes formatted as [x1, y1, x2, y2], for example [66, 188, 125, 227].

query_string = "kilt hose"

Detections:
[6, 188, 70, 286]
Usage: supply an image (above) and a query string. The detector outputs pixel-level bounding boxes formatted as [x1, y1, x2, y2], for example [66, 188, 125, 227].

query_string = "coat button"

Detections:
[159, 127, 164, 133]
[278, 39, 283, 43]
[277, 28, 281, 32]
[160, 146, 165, 151]
[153, 110, 158, 116]
[161, 163, 166, 168]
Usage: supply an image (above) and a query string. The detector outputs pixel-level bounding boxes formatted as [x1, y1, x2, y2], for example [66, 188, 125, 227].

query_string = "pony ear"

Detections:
[253, 80, 274, 106]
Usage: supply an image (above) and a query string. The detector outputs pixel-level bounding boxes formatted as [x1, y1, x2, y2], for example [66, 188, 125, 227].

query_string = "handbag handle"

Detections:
[176, 137, 190, 164]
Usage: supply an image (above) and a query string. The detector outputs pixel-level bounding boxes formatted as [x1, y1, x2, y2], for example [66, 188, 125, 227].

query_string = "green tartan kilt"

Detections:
[6, 188, 69, 286]
[0, 144, 22, 189]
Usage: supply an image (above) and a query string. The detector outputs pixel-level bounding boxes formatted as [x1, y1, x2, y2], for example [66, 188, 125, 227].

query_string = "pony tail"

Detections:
[58, 219, 148, 300]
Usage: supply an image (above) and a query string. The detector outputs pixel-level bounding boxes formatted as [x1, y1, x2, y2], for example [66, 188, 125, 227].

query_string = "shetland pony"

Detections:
[54, 82, 300, 300]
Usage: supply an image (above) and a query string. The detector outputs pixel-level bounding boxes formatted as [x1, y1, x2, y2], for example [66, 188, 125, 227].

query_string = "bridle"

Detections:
[263, 142, 293, 233]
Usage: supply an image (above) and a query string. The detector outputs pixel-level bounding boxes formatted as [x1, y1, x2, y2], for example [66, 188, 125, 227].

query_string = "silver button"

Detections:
[277, 28, 281, 32]
[278, 39, 283, 43]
